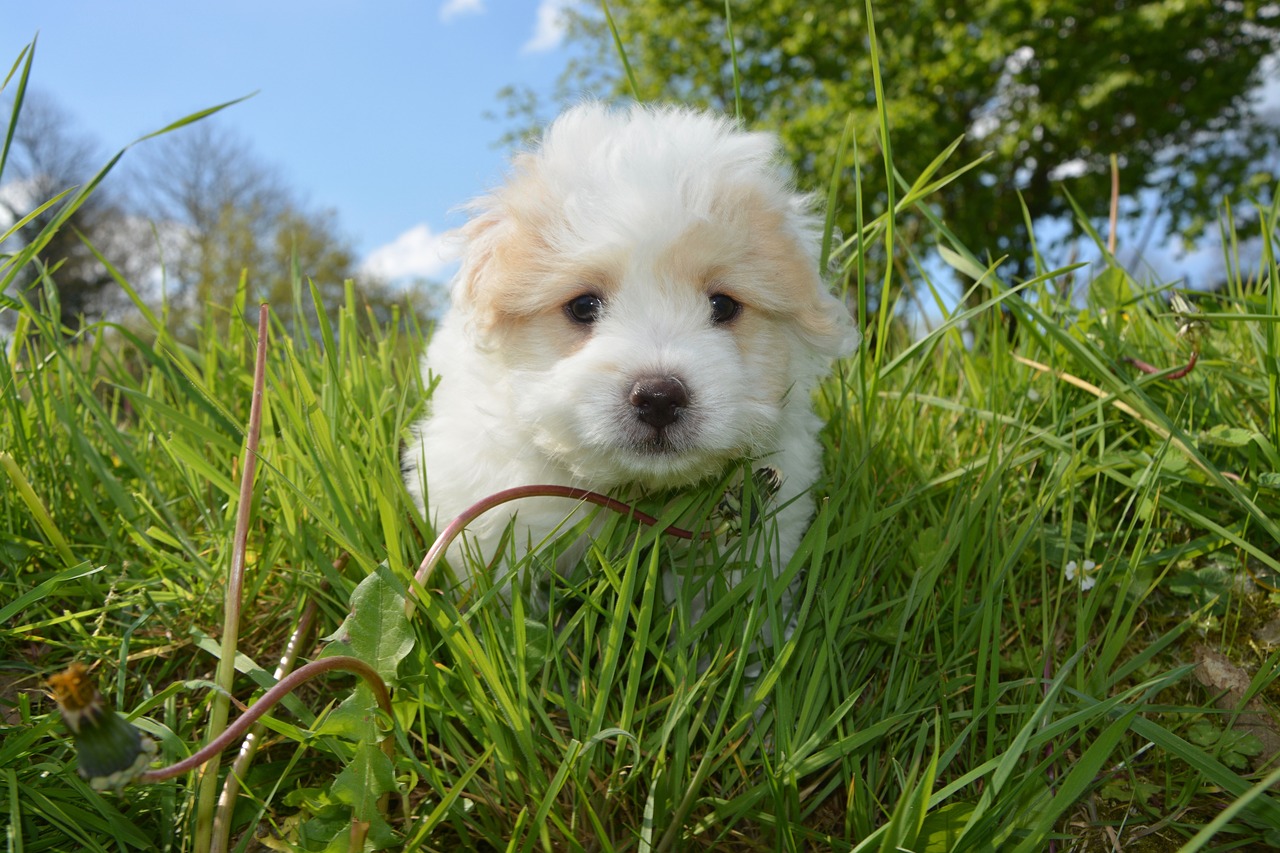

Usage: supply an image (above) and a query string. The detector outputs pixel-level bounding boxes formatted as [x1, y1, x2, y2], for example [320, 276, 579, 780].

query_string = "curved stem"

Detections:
[211, 559, 343, 852]
[139, 655, 392, 784]
[405, 484, 704, 616]
[1124, 348, 1199, 380]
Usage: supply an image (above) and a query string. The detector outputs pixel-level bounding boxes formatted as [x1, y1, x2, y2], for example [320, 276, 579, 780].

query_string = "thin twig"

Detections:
[211, 554, 346, 852]
[405, 484, 704, 617]
[1123, 350, 1199, 381]
[1015, 354, 1238, 482]
[139, 655, 392, 784]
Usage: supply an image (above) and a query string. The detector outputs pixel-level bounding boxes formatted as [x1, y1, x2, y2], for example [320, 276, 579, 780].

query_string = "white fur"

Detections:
[404, 103, 856, 598]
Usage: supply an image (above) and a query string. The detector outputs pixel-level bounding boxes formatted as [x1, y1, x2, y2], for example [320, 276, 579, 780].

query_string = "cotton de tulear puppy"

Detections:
[404, 102, 856, 611]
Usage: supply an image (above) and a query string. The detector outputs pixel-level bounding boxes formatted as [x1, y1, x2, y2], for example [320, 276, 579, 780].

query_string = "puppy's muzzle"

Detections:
[629, 376, 689, 430]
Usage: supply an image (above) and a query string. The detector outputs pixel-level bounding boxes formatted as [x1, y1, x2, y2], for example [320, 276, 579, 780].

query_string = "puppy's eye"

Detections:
[565, 294, 604, 324]
[709, 293, 740, 324]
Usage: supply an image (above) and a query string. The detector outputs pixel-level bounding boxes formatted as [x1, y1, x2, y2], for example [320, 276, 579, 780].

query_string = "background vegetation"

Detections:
[5, 3, 1280, 851]
[1, 86, 430, 335]
[528, 0, 1280, 291]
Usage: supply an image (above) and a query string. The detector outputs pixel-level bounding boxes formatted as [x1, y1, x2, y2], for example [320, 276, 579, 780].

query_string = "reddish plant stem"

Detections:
[212, 557, 345, 851]
[139, 655, 391, 784]
[196, 305, 271, 853]
[227, 304, 270, 627]
[1124, 349, 1199, 380]
[1107, 154, 1119, 256]
[405, 484, 704, 615]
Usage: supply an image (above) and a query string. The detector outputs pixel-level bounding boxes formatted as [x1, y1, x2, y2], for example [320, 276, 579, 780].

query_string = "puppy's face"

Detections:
[450, 106, 853, 490]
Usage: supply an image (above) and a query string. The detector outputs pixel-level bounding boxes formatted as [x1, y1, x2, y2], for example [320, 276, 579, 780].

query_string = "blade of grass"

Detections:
[0, 37, 34, 184]
[602, 2, 641, 101]
[1, 451, 78, 567]
[724, 0, 742, 120]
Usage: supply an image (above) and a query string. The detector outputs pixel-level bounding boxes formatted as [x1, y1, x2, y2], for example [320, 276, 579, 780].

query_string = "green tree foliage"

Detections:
[563, 0, 1280, 283]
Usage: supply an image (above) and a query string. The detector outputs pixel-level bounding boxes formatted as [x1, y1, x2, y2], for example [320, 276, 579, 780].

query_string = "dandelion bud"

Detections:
[48, 663, 156, 791]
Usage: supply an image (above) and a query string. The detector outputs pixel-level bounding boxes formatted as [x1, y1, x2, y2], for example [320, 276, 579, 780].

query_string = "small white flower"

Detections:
[1170, 292, 1205, 339]
[1065, 559, 1098, 590]
[1170, 293, 1196, 316]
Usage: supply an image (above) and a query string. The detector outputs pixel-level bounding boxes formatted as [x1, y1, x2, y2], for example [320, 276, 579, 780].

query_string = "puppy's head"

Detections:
[451, 103, 856, 489]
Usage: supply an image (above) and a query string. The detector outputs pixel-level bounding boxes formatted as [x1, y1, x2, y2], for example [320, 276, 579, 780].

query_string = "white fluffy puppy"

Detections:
[404, 103, 855, 596]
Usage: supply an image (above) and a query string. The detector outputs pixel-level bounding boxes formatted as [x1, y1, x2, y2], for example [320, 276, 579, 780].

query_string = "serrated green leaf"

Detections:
[315, 682, 381, 743]
[1159, 452, 1190, 474]
[1187, 720, 1218, 747]
[321, 564, 414, 683]
[1199, 425, 1260, 447]
[329, 740, 398, 849]
[1087, 266, 1134, 315]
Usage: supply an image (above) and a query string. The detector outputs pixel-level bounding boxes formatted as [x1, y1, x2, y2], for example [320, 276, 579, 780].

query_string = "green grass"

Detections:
[5, 37, 1280, 853]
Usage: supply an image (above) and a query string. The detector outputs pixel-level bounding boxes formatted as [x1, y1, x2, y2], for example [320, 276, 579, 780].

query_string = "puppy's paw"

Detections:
[713, 465, 783, 538]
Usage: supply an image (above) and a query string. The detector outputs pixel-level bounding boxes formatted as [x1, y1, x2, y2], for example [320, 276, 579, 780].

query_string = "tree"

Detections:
[128, 123, 363, 328]
[0, 92, 147, 327]
[3, 94, 422, 336]
[560, 0, 1280, 288]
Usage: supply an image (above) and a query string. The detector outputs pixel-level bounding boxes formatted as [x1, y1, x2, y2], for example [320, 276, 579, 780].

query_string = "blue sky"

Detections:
[4, 0, 580, 283]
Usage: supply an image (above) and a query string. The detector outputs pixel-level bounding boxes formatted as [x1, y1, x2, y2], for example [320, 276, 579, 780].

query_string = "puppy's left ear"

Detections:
[449, 151, 558, 343]
[775, 198, 860, 360]
[801, 285, 861, 360]
[741, 183, 860, 361]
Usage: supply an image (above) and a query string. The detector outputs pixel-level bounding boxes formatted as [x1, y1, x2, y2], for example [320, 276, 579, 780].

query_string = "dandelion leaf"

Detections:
[328, 740, 398, 849]
[321, 563, 414, 683]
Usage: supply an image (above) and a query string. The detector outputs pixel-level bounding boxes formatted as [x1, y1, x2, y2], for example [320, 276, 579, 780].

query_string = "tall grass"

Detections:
[5, 31, 1280, 853]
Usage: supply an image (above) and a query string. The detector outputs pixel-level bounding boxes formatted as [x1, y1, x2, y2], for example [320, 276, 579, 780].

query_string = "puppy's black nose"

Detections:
[630, 377, 689, 429]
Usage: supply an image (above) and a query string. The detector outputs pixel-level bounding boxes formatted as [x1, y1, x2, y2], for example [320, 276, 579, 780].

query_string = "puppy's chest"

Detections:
[586, 463, 784, 569]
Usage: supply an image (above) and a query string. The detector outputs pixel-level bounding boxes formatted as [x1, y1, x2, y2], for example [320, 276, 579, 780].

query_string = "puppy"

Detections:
[404, 103, 856, 608]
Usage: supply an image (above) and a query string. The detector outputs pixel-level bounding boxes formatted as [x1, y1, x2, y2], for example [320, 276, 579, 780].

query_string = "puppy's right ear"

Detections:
[449, 207, 506, 339]
[451, 152, 557, 341]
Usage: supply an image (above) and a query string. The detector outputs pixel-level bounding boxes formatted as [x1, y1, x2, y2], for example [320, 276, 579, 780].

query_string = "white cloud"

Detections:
[0, 177, 41, 230]
[1252, 54, 1280, 125]
[440, 0, 485, 23]
[522, 0, 573, 54]
[362, 223, 461, 284]
[1048, 158, 1088, 181]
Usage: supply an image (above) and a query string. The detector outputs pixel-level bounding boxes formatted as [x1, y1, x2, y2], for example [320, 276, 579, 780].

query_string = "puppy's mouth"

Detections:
[546, 372, 750, 487]
[628, 427, 690, 455]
